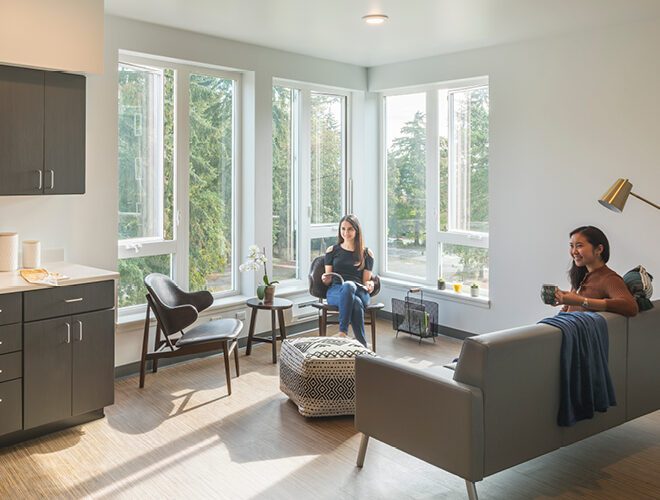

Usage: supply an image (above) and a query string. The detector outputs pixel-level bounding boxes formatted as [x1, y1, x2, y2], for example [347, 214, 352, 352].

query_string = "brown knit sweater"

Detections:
[562, 265, 638, 317]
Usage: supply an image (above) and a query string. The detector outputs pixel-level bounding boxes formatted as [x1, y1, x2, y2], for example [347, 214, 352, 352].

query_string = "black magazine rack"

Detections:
[392, 289, 439, 343]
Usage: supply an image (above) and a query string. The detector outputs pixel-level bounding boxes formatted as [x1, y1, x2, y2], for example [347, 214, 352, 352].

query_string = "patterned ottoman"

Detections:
[279, 337, 377, 417]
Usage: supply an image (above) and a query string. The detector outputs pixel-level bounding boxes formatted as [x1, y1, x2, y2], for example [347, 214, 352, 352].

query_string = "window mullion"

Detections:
[298, 89, 311, 271]
[174, 69, 190, 290]
[426, 89, 439, 286]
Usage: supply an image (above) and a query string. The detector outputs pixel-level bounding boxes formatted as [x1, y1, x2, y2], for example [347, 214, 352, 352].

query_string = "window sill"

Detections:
[380, 276, 491, 309]
[116, 283, 310, 330]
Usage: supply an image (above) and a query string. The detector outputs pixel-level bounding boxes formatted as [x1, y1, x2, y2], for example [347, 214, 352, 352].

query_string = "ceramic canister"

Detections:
[22, 240, 41, 269]
[0, 233, 19, 272]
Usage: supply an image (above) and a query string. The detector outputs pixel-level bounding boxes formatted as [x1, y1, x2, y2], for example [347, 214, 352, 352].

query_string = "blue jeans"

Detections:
[326, 282, 371, 347]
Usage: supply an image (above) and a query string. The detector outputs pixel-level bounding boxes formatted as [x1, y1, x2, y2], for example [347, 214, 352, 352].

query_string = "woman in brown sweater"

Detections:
[552, 226, 638, 317]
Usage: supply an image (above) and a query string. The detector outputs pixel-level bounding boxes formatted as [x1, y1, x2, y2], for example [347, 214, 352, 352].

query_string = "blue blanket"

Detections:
[539, 312, 616, 427]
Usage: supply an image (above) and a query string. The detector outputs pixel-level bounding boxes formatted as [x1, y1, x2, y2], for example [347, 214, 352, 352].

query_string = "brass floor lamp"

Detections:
[599, 178, 660, 213]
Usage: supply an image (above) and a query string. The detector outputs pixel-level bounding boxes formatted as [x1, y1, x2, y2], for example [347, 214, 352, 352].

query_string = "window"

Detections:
[118, 56, 240, 310]
[384, 81, 489, 296]
[272, 82, 348, 283]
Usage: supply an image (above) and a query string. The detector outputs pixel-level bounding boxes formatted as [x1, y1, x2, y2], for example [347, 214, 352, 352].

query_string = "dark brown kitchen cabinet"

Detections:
[0, 64, 86, 196]
[24, 309, 114, 429]
[0, 279, 115, 445]
[23, 316, 72, 429]
[0, 65, 44, 195]
[44, 71, 86, 194]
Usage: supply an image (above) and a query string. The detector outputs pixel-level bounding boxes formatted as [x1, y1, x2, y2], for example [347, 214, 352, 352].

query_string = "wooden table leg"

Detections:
[246, 307, 258, 356]
[271, 309, 277, 363]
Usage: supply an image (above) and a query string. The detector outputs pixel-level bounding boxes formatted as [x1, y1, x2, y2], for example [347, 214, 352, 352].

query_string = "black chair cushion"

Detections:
[176, 318, 242, 347]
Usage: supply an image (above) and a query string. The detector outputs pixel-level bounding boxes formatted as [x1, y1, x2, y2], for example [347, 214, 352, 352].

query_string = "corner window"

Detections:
[384, 81, 489, 296]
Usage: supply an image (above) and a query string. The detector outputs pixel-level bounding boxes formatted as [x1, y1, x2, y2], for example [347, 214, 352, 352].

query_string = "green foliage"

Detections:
[188, 74, 234, 292]
[117, 68, 235, 306]
[310, 94, 343, 224]
[387, 110, 426, 245]
[272, 86, 296, 280]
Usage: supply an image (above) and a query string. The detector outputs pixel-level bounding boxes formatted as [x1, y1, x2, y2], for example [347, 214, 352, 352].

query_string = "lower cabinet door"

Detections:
[24, 317, 73, 429]
[72, 309, 114, 415]
[0, 378, 22, 435]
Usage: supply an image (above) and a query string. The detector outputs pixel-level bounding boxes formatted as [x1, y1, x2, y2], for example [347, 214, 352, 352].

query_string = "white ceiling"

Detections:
[104, 0, 660, 67]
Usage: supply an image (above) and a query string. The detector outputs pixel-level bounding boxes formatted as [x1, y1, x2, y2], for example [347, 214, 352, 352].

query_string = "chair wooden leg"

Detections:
[233, 339, 240, 377]
[222, 340, 232, 396]
[153, 323, 161, 373]
[139, 304, 151, 389]
[320, 310, 327, 336]
[370, 310, 377, 352]
[356, 434, 369, 467]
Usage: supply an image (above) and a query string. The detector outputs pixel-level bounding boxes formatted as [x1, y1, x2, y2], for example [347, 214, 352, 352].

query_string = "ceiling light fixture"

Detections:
[362, 14, 389, 25]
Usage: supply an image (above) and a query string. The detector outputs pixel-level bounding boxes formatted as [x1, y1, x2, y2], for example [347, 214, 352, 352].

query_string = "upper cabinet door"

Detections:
[0, 66, 45, 195]
[44, 71, 86, 194]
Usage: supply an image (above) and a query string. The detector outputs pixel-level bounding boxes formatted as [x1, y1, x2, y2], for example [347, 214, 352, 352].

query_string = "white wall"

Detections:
[0, 0, 103, 73]
[369, 18, 660, 334]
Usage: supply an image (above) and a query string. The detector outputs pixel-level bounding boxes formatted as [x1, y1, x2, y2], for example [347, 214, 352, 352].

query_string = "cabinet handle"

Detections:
[77, 320, 83, 341]
[64, 298, 83, 303]
[65, 322, 71, 343]
[35, 170, 43, 190]
[47, 169, 55, 189]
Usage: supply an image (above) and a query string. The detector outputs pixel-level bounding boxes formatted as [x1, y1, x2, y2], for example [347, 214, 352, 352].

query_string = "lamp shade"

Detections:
[598, 178, 632, 213]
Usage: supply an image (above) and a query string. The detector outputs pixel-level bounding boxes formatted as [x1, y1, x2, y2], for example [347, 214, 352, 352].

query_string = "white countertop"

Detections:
[0, 262, 119, 294]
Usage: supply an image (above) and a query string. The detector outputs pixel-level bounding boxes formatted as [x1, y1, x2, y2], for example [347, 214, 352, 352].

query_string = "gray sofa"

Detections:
[354, 301, 660, 499]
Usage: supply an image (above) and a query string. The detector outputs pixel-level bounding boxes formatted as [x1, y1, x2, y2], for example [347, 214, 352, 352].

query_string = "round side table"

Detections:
[245, 297, 293, 363]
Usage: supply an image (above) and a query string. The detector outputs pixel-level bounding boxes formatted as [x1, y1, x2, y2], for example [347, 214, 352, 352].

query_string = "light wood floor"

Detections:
[1, 321, 659, 499]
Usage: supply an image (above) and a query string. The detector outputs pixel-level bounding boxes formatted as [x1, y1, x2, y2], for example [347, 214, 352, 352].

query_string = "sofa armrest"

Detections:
[354, 355, 484, 482]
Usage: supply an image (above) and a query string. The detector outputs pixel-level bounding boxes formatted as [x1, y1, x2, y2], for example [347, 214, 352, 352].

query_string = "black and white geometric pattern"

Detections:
[279, 337, 377, 417]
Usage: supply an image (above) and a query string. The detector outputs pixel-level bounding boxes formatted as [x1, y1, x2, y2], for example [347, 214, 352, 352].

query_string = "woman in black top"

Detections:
[322, 214, 374, 347]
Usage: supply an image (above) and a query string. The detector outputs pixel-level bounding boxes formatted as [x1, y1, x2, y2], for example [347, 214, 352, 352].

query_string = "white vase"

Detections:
[470, 287, 479, 297]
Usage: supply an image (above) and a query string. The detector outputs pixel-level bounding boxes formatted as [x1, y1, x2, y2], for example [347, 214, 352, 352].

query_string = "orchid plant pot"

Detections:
[264, 285, 276, 303]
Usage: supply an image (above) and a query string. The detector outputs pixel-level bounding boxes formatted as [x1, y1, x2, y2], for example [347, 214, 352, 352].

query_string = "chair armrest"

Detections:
[355, 356, 484, 482]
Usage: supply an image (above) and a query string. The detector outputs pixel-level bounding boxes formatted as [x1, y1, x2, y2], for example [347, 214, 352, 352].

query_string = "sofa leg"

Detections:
[465, 480, 478, 500]
[356, 433, 369, 467]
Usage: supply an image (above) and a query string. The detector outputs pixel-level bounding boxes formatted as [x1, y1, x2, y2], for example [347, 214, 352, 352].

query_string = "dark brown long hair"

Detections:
[338, 214, 366, 270]
[568, 226, 610, 290]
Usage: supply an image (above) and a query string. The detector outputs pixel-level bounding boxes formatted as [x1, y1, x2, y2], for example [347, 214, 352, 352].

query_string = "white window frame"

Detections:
[380, 77, 489, 292]
[272, 79, 351, 287]
[118, 53, 242, 314]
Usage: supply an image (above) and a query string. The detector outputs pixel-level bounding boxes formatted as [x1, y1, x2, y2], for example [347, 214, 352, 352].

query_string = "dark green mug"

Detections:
[541, 284, 558, 304]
